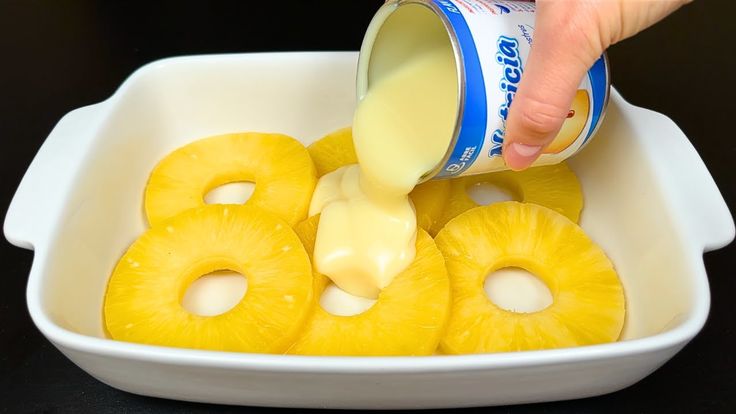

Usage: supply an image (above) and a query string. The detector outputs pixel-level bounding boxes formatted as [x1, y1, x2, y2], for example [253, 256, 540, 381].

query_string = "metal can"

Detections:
[356, 0, 610, 180]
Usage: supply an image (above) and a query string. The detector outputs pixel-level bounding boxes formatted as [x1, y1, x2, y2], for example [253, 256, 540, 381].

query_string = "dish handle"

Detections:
[647, 110, 735, 252]
[4, 103, 107, 250]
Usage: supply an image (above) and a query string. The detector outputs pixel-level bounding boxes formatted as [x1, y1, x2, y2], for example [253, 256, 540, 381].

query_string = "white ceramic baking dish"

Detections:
[4, 52, 734, 409]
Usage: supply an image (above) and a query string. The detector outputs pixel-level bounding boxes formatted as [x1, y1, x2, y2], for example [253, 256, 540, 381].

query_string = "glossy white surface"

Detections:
[4, 52, 734, 409]
[484, 268, 553, 314]
[181, 271, 247, 317]
[467, 182, 516, 205]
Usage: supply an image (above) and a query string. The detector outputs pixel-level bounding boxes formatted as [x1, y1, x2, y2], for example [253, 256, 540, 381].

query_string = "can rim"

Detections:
[355, 0, 465, 184]
[355, 1, 397, 100]
[410, 0, 466, 183]
[575, 52, 612, 154]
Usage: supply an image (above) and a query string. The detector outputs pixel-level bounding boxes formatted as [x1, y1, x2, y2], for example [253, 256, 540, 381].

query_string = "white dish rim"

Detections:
[6, 52, 734, 374]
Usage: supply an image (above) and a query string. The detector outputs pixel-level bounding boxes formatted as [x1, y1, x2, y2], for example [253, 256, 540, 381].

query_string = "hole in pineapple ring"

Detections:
[484, 267, 553, 313]
[467, 182, 516, 205]
[320, 283, 377, 316]
[181, 270, 248, 316]
[204, 181, 255, 205]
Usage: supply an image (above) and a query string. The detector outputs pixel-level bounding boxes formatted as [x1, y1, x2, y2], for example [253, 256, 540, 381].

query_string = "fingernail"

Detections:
[504, 142, 543, 170]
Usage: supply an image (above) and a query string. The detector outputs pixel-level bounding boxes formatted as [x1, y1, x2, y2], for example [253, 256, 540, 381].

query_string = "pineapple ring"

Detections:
[145, 132, 316, 227]
[307, 127, 450, 233]
[433, 163, 583, 235]
[307, 126, 357, 177]
[104, 205, 314, 353]
[287, 215, 451, 356]
[436, 202, 625, 354]
[410, 180, 451, 234]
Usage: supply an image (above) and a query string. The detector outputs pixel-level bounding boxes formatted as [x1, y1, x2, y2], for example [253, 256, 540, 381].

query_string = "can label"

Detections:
[432, 0, 609, 178]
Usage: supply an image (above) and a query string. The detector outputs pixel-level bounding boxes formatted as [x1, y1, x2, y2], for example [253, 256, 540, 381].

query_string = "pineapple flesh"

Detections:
[410, 180, 451, 235]
[307, 127, 449, 233]
[145, 132, 316, 227]
[104, 205, 314, 353]
[436, 201, 625, 354]
[434, 163, 583, 235]
[307, 127, 357, 177]
[287, 215, 451, 356]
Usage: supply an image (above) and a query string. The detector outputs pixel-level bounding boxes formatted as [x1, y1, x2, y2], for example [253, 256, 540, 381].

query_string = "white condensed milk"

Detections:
[309, 30, 457, 298]
[311, 0, 610, 299]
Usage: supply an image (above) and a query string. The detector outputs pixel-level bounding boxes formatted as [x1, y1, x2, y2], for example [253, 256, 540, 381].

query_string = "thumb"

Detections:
[502, 2, 604, 171]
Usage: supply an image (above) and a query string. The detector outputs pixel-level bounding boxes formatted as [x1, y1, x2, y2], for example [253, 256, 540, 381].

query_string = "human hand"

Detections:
[502, 0, 692, 170]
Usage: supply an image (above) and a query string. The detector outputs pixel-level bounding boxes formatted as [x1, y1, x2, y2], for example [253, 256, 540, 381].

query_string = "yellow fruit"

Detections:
[434, 163, 583, 234]
[436, 202, 625, 354]
[410, 180, 451, 235]
[307, 127, 357, 177]
[288, 215, 451, 356]
[145, 132, 316, 227]
[290, 213, 328, 294]
[307, 127, 451, 233]
[104, 205, 314, 353]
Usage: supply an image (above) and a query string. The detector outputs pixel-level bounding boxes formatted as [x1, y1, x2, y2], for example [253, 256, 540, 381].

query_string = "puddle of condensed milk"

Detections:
[309, 17, 458, 299]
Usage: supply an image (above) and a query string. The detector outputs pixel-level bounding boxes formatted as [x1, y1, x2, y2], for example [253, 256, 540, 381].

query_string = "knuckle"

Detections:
[513, 98, 567, 138]
[540, 0, 608, 56]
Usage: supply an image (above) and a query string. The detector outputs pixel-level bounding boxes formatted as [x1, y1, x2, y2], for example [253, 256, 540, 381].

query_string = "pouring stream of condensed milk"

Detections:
[309, 40, 458, 299]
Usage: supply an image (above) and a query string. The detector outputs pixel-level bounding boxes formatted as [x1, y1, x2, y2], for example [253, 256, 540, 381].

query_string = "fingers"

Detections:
[502, 1, 604, 170]
[501, 0, 692, 171]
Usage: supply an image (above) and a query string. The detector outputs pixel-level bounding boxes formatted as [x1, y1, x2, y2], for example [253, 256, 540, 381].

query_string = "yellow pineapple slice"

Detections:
[434, 163, 583, 234]
[289, 213, 329, 293]
[104, 205, 314, 353]
[145, 132, 316, 227]
[307, 127, 450, 233]
[288, 215, 451, 356]
[307, 127, 357, 177]
[410, 180, 451, 235]
[436, 202, 625, 354]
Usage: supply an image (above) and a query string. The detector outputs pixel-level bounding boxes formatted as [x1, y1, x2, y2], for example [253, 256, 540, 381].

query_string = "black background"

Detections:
[1, 1, 734, 413]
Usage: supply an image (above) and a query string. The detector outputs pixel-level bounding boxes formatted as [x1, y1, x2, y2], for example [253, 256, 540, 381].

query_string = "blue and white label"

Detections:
[433, 0, 609, 177]
[432, 0, 488, 178]
[489, 35, 523, 158]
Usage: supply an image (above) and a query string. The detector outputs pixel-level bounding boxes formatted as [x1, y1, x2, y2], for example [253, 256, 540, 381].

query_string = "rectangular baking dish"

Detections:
[4, 52, 734, 409]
